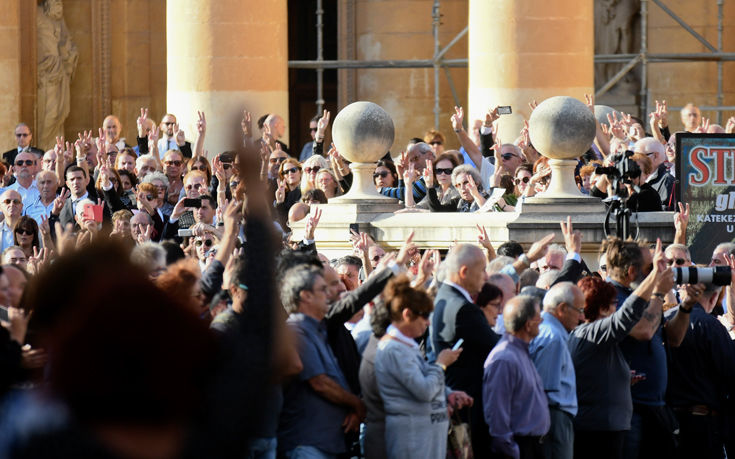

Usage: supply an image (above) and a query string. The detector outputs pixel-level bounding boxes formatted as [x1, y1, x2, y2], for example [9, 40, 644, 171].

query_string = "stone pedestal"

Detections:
[521, 197, 605, 214]
[467, 0, 594, 137]
[166, 0, 288, 156]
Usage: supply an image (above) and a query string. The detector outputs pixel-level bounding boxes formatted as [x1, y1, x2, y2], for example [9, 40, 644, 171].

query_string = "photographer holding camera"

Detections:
[665, 266, 735, 459]
[591, 152, 662, 213]
[602, 237, 691, 457]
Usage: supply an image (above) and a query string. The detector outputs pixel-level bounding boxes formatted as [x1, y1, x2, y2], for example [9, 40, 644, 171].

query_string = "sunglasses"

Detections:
[309, 127, 318, 132]
[435, 168, 453, 176]
[269, 157, 287, 164]
[163, 121, 175, 126]
[304, 166, 321, 174]
[3, 199, 21, 205]
[371, 254, 384, 263]
[195, 239, 213, 247]
[164, 160, 183, 167]
[192, 165, 208, 171]
[282, 167, 300, 175]
[430, 141, 443, 146]
[667, 258, 687, 266]
[15, 228, 34, 236]
[145, 194, 155, 201]
[185, 183, 205, 191]
[514, 176, 530, 185]
[373, 171, 389, 179]
[15, 160, 34, 166]
[501, 153, 518, 161]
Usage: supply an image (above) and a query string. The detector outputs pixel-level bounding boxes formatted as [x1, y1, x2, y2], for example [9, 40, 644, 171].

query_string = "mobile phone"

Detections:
[497, 106, 512, 115]
[177, 228, 193, 237]
[349, 223, 359, 234]
[184, 198, 201, 208]
[82, 203, 104, 223]
[452, 338, 465, 351]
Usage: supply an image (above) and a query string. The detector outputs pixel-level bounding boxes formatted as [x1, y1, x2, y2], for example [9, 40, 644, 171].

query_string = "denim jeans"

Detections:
[246, 437, 276, 459]
[283, 445, 337, 459]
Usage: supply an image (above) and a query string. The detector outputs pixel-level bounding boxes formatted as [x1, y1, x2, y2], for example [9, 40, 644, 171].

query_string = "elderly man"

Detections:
[0, 190, 23, 252]
[484, 295, 550, 459]
[538, 244, 566, 273]
[680, 103, 701, 132]
[23, 170, 57, 225]
[1, 246, 27, 270]
[604, 236, 691, 458]
[48, 165, 105, 230]
[135, 154, 158, 181]
[7, 151, 40, 208]
[635, 137, 675, 210]
[130, 211, 154, 244]
[335, 255, 362, 291]
[41, 150, 56, 172]
[278, 264, 364, 458]
[432, 243, 498, 456]
[529, 283, 585, 459]
[3, 123, 44, 166]
[263, 114, 289, 154]
[166, 170, 208, 231]
[102, 115, 129, 150]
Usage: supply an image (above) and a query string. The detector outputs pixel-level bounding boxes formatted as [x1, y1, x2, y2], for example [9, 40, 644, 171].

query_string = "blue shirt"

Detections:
[610, 279, 667, 406]
[529, 312, 577, 416]
[23, 195, 55, 226]
[0, 222, 14, 252]
[278, 313, 350, 455]
[483, 333, 550, 459]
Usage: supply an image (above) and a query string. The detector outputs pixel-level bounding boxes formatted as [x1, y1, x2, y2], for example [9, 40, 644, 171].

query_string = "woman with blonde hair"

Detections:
[300, 154, 330, 194]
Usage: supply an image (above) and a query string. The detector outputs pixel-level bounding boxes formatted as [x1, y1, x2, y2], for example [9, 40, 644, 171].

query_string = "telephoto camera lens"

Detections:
[672, 266, 731, 286]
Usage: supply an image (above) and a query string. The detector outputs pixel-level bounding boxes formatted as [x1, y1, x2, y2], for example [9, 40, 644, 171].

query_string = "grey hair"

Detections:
[411, 142, 434, 157]
[75, 199, 96, 216]
[280, 264, 323, 314]
[136, 154, 158, 170]
[536, 270, 560, 290]
[547, 244, 567, 257]
[542, 282, 577, 312]
[504, 295, 539, 333]
[130, 242, 166, 273]
[444, 243, 484, 276]
[487, 256, 515, 274]
[714, 242, 735, 256]
[451, 164, 483, 192]
[665, 243, 691, 260]
[141, 170, 169, 187]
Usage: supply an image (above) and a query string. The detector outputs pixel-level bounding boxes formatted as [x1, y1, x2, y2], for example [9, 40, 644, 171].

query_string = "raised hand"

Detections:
[316, 109, 331, 141]
[423, 160, 435, 188]
[559, 215, 582, 254]
[726, 116, 735, 134]
[476, 224, 493, 251]
[584, 93, 595, 112]
[485, 106, 500, 127]
[174, 122, 186, 146]
[606, 112, 626, 140]
[674, 201, 689, 232]
[451, 106, 464, 131]
[305, 207, 322, 241]
[528, 99, 538, 111]
[275, 179, 287, 204]
[527, 233, 556, 262]
[241, 109, 252, 137]
[196, 110, 206, 135]
[52, 189, 71, 215]
[54, 222, 76, 256]
[396, 231, 416, 267]
[137, 107, 149, 137]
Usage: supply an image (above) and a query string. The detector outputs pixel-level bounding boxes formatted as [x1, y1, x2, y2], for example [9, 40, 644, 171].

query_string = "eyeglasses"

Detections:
[15, 228, 34, 236]
[309, 128, 318, 132]
[2, 199, 21, 205]
[501, 153, 518, 161]
[15, 133, 29, 138]
[15, 160, 34, 166]
[373, 171, 389, 179]
[195, 239, 213, 247]
[185, 183, 205, 191]
[282, 167, 300, 175]
[430, 141, 443, 146]
[514, 176, 530, 185]
[435, 168, 453, 176]
[667, 258, 687, 266]
[304, 166, 321, 174]
[269, 157, 287, 164]
[145, 194, 155, 201]
[164, 160, 182, 167]
[192, 165, 208, 171]
[418, 311, 431, 319]
[8, 257, 26, 263]
[567, 304, 585, 314]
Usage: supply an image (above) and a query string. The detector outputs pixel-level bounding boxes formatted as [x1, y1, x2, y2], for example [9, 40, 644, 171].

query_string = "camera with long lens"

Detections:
[595, 151, 642, 191]
[672, 266, 732, 286]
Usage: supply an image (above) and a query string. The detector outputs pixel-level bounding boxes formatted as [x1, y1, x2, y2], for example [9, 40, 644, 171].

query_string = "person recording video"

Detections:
[591, 152, 662, 212]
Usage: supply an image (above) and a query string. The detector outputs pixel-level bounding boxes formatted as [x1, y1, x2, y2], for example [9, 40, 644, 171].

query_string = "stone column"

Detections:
[166, 0, 288, 157]
[0, 0, 22, 149]
[468, 0, 594, 138]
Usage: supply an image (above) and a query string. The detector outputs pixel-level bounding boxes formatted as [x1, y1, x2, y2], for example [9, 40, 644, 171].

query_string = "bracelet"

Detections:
[438, 363, 447, 372]
[652, 292, 666, 300]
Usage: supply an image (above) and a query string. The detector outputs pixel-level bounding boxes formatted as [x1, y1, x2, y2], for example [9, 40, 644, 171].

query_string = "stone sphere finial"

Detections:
[529, 96, 596, 160]
[332, 101, 395, 164]
[594, 105, 620, 128]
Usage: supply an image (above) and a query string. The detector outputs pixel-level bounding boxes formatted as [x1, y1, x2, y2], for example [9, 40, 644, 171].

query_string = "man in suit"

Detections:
[432, 243, 498, 456]
[3, 124, 44, 167]
[48, 165, 108, 231]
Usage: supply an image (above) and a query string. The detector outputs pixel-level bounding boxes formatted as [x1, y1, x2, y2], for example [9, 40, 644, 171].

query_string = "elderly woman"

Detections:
[569, 246, 673, 459]
[475, 282, 503, 328]
[375, 275, 469, 459]
[300, 154, 330, 194]
[13, 216, 41, 259]
[451, 164, 488, 212]
[315, 168, 341, 199]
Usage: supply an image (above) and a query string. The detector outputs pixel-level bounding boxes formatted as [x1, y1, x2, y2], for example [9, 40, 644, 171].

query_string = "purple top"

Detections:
[483, 333, 551, 459]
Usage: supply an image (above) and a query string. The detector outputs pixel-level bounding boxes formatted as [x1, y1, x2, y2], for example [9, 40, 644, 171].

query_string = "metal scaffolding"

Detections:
[291, 0, 734, 127]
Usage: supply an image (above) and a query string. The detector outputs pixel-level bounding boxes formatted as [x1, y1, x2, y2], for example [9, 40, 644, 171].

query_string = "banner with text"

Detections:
[676, 133, 735, 264]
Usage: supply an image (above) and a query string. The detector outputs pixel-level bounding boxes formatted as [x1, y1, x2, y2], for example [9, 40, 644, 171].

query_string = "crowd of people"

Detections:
[0, 98, 733, 459]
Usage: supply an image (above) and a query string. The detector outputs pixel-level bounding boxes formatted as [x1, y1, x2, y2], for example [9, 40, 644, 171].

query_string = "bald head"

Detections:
[103, 115, 122, 143]
[265, 114, 286, 140]
[680, 103, 701, 132]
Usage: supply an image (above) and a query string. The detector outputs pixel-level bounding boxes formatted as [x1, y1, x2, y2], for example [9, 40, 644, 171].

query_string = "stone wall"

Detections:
[0, 0, 22, 150]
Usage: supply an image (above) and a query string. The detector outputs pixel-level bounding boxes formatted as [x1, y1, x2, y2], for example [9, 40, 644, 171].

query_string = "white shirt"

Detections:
[158, 138, 180, 154]
[0, 221, 15, 252]
[443, 280, 474, 304]
[8, 180, 40, 209]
